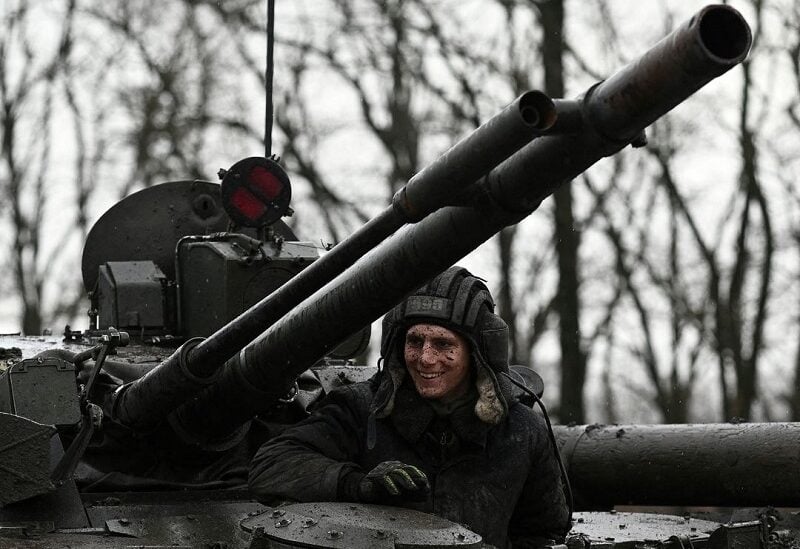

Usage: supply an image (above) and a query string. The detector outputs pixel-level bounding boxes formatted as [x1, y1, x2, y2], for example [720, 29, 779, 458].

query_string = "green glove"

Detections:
[358, 461, 430, 503]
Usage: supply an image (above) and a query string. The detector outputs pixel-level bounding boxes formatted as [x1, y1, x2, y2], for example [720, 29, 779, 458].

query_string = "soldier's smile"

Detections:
[404, 324, 471, 402]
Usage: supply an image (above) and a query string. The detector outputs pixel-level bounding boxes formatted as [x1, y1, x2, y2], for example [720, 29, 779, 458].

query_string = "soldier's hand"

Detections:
[358, 461, 430, 503]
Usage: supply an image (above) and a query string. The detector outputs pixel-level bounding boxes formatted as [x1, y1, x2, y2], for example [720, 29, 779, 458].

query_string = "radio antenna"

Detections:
[264, 0, 275, 157]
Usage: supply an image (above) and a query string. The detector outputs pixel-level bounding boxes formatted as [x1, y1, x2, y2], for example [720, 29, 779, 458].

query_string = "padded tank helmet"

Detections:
[374, 266, 513, 425]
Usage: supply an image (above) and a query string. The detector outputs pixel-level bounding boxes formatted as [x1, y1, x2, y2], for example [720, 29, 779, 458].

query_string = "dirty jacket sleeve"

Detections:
[248, 384, 368, 503]
[508, 409, 571, 548]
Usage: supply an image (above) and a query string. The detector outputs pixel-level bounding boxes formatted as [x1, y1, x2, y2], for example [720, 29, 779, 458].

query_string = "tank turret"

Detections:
[1, 5, 784, 548]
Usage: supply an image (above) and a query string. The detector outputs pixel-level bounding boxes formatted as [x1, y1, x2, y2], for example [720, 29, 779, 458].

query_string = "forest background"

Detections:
[2, 0, 799, 425]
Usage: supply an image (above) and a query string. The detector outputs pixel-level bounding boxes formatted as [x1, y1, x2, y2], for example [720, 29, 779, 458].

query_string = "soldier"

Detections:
[249, 266, 570, 548]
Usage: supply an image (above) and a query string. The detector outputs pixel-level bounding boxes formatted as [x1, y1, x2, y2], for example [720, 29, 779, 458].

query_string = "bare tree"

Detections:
[776, 0, 800, 420]
[533, 0, 589, 424]
[1, 0, 79, 334]
[5, 0, 798, 427]
[581, 143, 703, 423]
[0, 0, 270, 333]
[86, 2, 251, 194]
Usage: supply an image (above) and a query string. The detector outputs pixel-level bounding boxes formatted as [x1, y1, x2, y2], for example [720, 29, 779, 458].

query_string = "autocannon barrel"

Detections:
[187, 90, 557, 376]
[110, 91, 558, 431]
[555, 423, 800, 507]
[168, 4, 752, 445]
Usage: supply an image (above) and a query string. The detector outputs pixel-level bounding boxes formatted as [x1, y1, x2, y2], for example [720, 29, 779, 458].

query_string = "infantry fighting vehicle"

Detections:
[2, 4, 796, 548]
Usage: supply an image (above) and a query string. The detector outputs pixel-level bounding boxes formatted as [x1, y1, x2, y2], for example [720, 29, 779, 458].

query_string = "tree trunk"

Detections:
[537, 0, 586, 423]
[497, 226, 520, 362]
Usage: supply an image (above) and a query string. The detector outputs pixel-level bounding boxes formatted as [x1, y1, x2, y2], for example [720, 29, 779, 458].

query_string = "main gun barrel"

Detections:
[169, 4, 752, 445]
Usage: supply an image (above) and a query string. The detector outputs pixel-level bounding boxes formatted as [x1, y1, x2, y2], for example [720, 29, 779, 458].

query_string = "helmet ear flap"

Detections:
[478, 312, 509, 373]
[380, 306, 402, 358]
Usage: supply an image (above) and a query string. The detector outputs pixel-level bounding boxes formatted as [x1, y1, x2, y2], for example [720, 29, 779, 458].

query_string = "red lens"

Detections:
[230, 188, 266, 222]
[249, 166, 283, 200]
[221, 157, 291, 227]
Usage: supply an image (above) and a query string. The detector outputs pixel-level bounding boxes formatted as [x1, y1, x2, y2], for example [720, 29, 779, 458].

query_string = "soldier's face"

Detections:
[404, 324, 471, 403]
